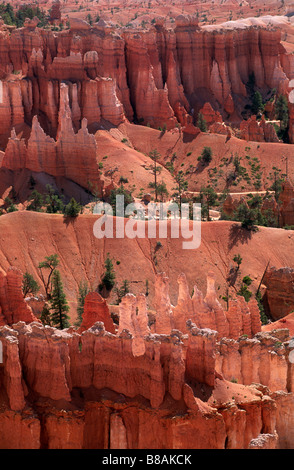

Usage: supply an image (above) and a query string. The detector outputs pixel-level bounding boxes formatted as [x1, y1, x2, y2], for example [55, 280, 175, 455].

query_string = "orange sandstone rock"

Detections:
[79, 292, 115, 334]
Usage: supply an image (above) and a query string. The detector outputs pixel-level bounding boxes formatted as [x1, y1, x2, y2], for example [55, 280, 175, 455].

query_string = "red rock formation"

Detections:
[49, 0, 61, 22]
[199, 102, 223, 127]
[2, 84, 104, 193]
[0, 267, 38, 326]
[240, 115, 279, 143]
[0, 18, 291, 146]
[279, 179, 294, 227]
[0, 267, 294, 449]
[79, 292, 115, 334]
[263, 266, 294, 321]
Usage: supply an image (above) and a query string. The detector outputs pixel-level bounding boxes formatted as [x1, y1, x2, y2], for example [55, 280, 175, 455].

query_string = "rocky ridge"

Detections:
[0, 16, 292, 196]
[0, 267, 294, 449]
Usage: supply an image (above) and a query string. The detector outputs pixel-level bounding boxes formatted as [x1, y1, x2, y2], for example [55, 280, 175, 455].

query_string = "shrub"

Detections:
[22, 272, 40, 298]
[200, 147, 213, 164]
[98, 254, 116, 293]
[197, 112, 207, 132]
[64, 198, 81, 218]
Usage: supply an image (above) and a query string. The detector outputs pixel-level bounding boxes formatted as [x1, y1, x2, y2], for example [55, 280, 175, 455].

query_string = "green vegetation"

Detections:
[5, 199, 18, 213]
[251, 91, 264, 115]
[233, 254, 242, 271]
[27, 190, 44, 212]
[0, 2, 49, 28]
[234, 203, 259, 231]
[197, 112, 207, 132]
[148, 149, 162, 202]
[75, 280, 89, 327]
[45, 185, 64, 214]
[199, 186, 218, 221]
[98, 254, 116, 294]
[64, 197, 81, 218]
[49, 269, 70, 329]
[38, 254, 60, 298]
[199, 146, 213, 165]
[172, 171, 188, 207]
[274, 94, 289, 142]
[275, 94, 289, 130]
[22, 272, 40, 298]
[114, 279, 130, 304]
[109, 185, 133, 215]
[237, 275, 253, 302]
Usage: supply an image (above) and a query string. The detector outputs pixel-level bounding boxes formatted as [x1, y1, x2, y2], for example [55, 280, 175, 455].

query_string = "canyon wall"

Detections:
[0, 17, 292, 145]
[1, 267, 294, 449]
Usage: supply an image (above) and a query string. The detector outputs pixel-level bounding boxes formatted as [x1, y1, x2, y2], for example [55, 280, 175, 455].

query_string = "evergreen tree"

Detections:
[275, 94, 289, 129]
[200, 186, 218, 221]
[75, 280, 89, 327]
[109, 186, 133, 216]
[40, 304, 52, 326]
[234, 203, 258, 231]
[199, 146, 213, 164]
[45, 185, 64, 214]
[38, 254, 60, 298]
[197, 112, 207, 132]
[114, 279, 130, 304]
[49, 269, 70, 329]
[237, 276, 253, 302]
[98, 254, 116, 295]
[268, 167, 285, 202]
[172, 170, 188, 208]
[22, 272, 40, 298]
[156, 181, 169, 202]
[64, 197, 81, 218]
[251, 91, 264, 115]
[256, 291, 268, 325]
[233, 254, 242, 271]
[5, 196, 17, 213]
[27, 190, 44, 212]
[148, 149, 162, 202]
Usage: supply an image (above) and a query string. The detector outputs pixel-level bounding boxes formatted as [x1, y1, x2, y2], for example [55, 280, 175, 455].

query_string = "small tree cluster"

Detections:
[75, 280, 90, 327]
[98, 254, 116, 295]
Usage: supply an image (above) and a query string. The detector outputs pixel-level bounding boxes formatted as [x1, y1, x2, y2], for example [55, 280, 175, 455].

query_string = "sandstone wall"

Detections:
[0, 268, 293, 449]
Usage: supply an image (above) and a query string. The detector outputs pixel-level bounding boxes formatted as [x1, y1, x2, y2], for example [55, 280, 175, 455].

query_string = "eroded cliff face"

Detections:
[0, 17, 292, 145]
[1, 268, 294, 449]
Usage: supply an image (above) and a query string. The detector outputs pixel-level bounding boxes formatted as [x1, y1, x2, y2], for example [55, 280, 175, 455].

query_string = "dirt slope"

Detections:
[1, 211, 294, 322]
[122, 123, 294, 193]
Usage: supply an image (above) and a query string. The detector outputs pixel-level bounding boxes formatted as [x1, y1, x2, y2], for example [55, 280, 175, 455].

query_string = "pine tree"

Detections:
[275, 94, 289, 129]
[49, 269, 70, 329]
[172, 170, 188, 208]
[40, 304, 52, 326]
[114, 279, 130, 304]
[200, 146, 213, 164]
[251, 91, 264, 115]
[200, 186, 218, 221]
[38, 254, 59, 298]
[27, 190, 43, 212]
[45, 184, 64, 214]
[64, 197, 81, 218]
[75, 280, 89, 327]
[234, 203, 259, 231]
[22, 272, 40, 298]
[197, 112, 207, 132]
[98, 254, 116, 295]
[148, 149, 162, 202]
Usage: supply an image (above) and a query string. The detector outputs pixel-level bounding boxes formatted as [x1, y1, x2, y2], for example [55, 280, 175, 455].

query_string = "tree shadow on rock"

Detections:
[228, 223, 254, 251]
[62, 215, 78, 227]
